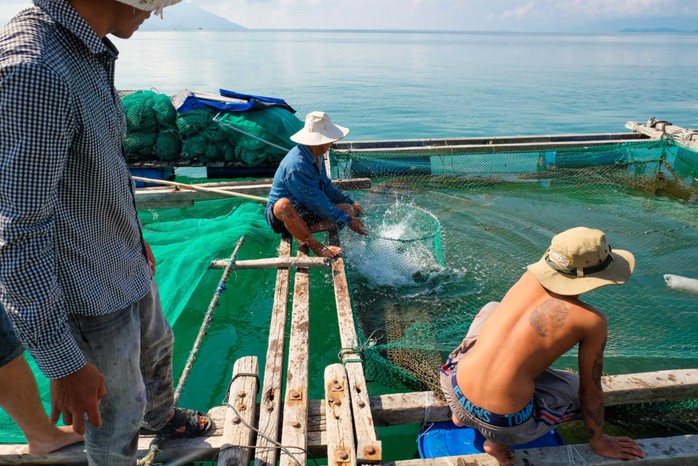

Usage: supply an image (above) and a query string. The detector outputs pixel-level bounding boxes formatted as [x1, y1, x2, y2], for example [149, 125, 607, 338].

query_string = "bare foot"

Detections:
[27, 426, 83, 456]
[312, 244, 342, 258]
[483, 439, 515, 466]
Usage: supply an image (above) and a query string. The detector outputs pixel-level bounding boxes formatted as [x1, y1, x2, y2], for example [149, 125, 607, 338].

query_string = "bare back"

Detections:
[455, 271, 607, 414]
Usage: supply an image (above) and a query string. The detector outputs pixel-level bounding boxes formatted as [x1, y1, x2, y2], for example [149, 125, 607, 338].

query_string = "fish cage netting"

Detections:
[335, 138, 697, 430]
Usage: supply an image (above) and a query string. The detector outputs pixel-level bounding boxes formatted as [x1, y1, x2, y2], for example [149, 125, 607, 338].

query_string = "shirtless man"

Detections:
[265, 111, 367, 258]
[440, 227, 646, 465]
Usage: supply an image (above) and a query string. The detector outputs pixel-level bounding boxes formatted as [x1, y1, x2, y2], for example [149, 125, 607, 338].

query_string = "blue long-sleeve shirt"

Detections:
[266, 145, 354, 227]
[0, 0, 152, 379]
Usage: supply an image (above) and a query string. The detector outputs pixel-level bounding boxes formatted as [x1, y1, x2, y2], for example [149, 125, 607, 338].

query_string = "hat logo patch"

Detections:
[549, 250, 572, 268]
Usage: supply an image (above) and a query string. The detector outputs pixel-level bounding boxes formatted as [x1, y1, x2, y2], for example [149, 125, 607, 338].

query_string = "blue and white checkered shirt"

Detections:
[0, 0, 152, 379]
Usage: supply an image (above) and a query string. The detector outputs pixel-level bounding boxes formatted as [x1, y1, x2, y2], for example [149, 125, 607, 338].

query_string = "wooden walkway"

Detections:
[1, 235, 697, 465]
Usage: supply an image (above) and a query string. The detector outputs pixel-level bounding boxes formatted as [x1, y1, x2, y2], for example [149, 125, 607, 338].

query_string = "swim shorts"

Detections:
[439, 301, 581, 445]
[265, 202, 323, 235]
[0, 303, 24, 368]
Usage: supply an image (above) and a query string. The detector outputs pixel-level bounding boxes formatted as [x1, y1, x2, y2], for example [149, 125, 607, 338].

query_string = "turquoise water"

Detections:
[113, 30, 698, 139]
[2, 30, 697, 460]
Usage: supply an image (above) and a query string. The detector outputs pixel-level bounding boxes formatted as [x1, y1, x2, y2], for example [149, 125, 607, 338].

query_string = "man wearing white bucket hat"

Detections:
[0, 1, 209, 464]
[440, 227, 645, 466]
[266, 111, 368, 258]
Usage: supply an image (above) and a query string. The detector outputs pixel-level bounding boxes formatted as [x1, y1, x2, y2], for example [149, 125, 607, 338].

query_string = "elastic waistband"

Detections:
[450, 367, 534, 427]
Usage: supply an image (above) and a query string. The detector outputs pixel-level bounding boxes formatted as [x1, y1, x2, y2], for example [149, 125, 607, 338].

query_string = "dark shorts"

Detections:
[0, 303, 24, 368]
[265, 202, 323, 235]
[440, 301, 581, 445]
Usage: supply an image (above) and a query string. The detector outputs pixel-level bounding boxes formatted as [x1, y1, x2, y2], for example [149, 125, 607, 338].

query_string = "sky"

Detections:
[1, 0, 696, 32]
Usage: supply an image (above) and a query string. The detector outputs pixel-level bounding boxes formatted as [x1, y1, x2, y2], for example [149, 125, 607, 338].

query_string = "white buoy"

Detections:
[664, 274, 698, 294]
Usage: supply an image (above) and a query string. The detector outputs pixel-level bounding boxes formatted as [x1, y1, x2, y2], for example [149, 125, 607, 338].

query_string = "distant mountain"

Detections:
[141, 2, 244, 31]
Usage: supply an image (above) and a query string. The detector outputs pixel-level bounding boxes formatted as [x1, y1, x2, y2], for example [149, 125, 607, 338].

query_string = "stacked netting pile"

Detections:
[122, 90, 181, 161]
[121, 90, 304, 165]
[334, 138, 697, 432]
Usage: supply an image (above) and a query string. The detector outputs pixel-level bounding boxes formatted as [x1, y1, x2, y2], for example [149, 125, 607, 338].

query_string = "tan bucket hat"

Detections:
[114, 0, 181, 16]
[527, 227, 635, 296]
[290, 111, 349, 146]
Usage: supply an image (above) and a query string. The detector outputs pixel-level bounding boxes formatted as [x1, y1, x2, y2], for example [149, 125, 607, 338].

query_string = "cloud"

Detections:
[500, 1, 536, 20]
[548, 0, 695, 18]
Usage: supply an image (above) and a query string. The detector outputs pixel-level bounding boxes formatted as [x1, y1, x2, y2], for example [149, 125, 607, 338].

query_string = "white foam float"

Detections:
[664, 274, 698, 294]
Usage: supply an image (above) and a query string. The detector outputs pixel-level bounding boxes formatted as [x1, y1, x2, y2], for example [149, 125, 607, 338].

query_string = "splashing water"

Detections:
[341, 202, 445, 287]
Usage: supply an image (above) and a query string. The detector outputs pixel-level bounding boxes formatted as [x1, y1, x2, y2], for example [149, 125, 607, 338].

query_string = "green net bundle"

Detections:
[178, 105, 302, 165]
[122, 90, 181, 161]
[214, 107, 304, 165]
[122, 90, 304, 166]
[332, 138, 697, 406]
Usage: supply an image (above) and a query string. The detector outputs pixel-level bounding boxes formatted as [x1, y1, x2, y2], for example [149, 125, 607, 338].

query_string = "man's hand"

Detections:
[590, 434, 645, 461]
[349, 217, 368, 236]
[352, 202, 364, 217]
[144, 240, 156, 274]
[50, 363, 106, 435]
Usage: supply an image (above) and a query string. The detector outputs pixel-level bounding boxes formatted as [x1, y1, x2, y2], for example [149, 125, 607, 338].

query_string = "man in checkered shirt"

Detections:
[0, 1, 210, 463]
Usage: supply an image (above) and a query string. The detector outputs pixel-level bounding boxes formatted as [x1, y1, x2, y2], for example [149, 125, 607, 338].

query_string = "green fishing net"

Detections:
[334, 138, 697, 416]
[121, 90, 303, 166]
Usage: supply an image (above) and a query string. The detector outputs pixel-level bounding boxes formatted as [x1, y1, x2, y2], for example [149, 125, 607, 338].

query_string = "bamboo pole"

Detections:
[210, 256, 332, 270]
[132, 176, 268, 203]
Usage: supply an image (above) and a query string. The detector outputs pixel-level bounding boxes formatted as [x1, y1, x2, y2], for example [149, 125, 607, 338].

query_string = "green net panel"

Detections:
[332, 138, 698, 406]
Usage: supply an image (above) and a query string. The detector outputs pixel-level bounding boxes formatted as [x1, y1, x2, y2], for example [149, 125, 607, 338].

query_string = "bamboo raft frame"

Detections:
[2, 120, 697, 464]
[1, 234, 697, 464]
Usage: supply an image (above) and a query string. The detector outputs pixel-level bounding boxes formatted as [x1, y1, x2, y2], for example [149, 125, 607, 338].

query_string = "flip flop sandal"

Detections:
[141, 407, 212, 439]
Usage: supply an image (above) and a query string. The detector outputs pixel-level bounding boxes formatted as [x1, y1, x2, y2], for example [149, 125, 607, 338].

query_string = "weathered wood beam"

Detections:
[2, 367, 696, 464]
[210, 256, 331, 270]
[254, 235, 293, 466]
[382, 434, 698, 466]
[135, 178, 371, 209]
[218, 356, 259, 466]
[329, 230, 382, 464]
[325, 364, 357, 466]
[626, 120, 698, 151]
[279, 244, 311, 466]
[332, 133, 650, 156]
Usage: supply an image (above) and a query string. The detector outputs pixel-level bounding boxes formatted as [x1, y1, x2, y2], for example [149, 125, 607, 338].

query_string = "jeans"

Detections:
[69, 280, 175, 465]
[0, 303, 23, 367]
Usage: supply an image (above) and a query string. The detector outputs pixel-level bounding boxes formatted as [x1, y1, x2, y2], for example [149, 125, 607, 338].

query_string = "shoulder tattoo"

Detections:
[529, 299, 568, 337]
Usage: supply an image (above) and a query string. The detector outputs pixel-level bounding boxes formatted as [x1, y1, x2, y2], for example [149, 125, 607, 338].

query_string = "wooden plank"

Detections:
[325, 364, 357, 466]
[218, 356, 259, 466]
[329, 230, 382, 464]
[210, 256, 332, 270]
[2, 365, 696, 465]
[626, 120, 698, 151]
[332, 133, 649, 156]
[333, 132, 646, 151]
[135, 178, 372, 208]
[279, 244, 311, 466]
[366, 369, 698, 427]
[255, 236, 292, 466]
[383, 434, 698, 466]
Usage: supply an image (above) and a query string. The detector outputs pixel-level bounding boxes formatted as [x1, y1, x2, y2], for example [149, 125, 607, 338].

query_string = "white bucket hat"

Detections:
[290, 111, 349, 146]
[114, 0, 181, 16]
[527, 227, 635, 296]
